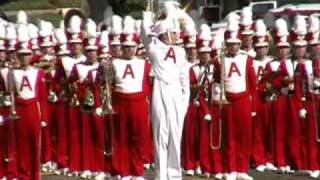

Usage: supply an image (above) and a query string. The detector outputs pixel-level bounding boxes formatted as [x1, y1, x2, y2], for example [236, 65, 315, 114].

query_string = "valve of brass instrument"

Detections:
[2, 94, 12, 107]
[0, 91, 4, 107]
[69, 83, 79, 106]
[48, 89, 58, 103]
[83, 87, 95, 112]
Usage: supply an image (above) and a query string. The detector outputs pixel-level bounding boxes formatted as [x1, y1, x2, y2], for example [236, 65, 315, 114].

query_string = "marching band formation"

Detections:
[1, 1, 320, 180]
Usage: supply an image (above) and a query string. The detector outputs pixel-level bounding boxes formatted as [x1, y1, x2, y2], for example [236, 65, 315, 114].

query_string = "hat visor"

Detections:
[198, 47, 212, 53]
[69, 39, 82, 44]
[40, 42, 54, 47]
[57, 50, 70, 55]
[293, 40, 307, 47]
[184, 44, 196, 48]
[254, 42, 269, 47]
[122, 41, 137, 46]
[85, 46, 98, 51]
[241, 30, 254, 35]
[110, 41, 121, 46]
[226, 39, 241, 44]
[17, 49, 32, 54]
[276, 42, 290, 47]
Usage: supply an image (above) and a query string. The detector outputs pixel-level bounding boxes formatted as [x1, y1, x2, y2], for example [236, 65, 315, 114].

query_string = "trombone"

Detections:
[210, 46, 229, 150]
[4, 60, 19, 164]
[7, 62, 19, 120]
[101, 60, 116, 156]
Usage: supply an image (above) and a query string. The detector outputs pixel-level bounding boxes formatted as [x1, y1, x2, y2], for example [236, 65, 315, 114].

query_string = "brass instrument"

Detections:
[69, 82, 80, 106]
[48, 88, 58, 103]
[217, 45, 229, 108]
[7, 63, 19, 120]
[82, 87, 95, 112]
[100, 60, 116, 156]
[4, 61, 18, 164]
[101, 60, 115, 115]
[210, 46, 229, 150]
[0, 91, 4, 107]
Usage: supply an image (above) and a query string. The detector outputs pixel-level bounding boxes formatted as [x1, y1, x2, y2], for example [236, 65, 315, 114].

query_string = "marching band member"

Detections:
[69, 19, 102, 178]
[141, 2, 190, 178]
[0, 22, 7, 179]
[51, 27, 72, 176]
[106, 15, 123, 178]
[112, 15, 151, 179]
[3, 23, 19, 179]
[209, 29, 225, 180]
[308, 15, 320, 179]
[109, 15, 123, 59]
[13, 24, 48, 180]
[181, 23, 200, 176]
[251, 19, 275, 172]
[194, 24, 214, 178]
[264, 18, 291, 173]
[65, 15, 85, 176]
[239, 7, 256, 58]
[282, 15, 319, 178]
[216, 13, 257, 180]
[36, 20, 57, 173]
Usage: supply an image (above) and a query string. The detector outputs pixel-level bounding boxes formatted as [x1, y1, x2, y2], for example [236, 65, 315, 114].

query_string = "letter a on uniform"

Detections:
[123, 64, 135, 79]
[20, 76, 32, 91]
[228, 62, 241, 77]
[164, 47, 176, 63]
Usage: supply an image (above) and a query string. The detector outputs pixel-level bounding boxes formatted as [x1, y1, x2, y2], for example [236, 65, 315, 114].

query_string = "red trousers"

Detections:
[68, 106, 81, 172]
[53, 102, 69, 168]
[302, 100, 319, 170]
[287, 97, 303, 169]
[252, 98, 274, 166]
[210, 105, 222, 174]
[222, 95, 252, 173]
[80, 110, 95, 171]
[41, 102, 53, 164]
[91, 114, 105, 172]
[272, 95, 289, 167]
[15, 102, 41, 180]
[289, 97, 319, 170]
[113, 95, 149, 176]
[0, 110, 5, 178]
[181, 103, 200, 170]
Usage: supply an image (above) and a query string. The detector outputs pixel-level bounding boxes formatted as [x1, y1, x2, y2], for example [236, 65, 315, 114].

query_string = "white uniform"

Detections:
[142, 21, 189, 180]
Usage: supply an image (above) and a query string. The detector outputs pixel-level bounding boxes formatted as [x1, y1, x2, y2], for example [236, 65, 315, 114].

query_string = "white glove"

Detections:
[314, 79, 320, 88]
[0, 116, 4, 126]
[95, 107, 103, 117]
[204, 114, 212, 121]
[41, 121, 47, 127]
[193, 99, 200, 107]
[143, 11, 153, 25]
[251, 112, 257, 117]
[299, 108, 307, 119]
[214, 85, 221, 94]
